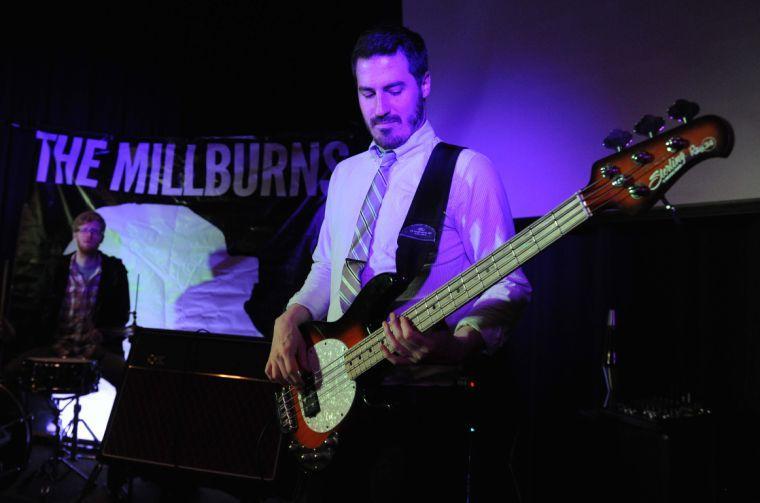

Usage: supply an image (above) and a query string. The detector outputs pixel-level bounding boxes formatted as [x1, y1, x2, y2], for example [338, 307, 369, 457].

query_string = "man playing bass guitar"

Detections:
[266, 25, 531, 502]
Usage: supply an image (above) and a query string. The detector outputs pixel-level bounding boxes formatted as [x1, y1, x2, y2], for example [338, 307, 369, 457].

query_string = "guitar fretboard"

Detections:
[345, 193, 591, 380]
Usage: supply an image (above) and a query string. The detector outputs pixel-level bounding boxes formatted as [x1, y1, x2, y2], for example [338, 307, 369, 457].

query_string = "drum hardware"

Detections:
[1, 261, 33, 491]
[130, 273, 140, 328]
[20, 356, 101, 456]
[16, 396, 97, 499]
[16, 358, 103, 499]
[0, 383, 31, 491]
[56, 394, 101, 458]
[22, 357, 100, 395]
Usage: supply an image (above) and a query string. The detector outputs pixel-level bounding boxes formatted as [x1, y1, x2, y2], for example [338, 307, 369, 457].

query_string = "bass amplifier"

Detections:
[100, 327, 281, 482]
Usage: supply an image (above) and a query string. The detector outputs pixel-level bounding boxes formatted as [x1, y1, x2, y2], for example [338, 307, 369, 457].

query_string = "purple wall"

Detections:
[405, 0, 760, 217]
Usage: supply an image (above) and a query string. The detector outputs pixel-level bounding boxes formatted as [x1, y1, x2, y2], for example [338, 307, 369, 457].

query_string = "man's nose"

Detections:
[374, 94, 389, 116]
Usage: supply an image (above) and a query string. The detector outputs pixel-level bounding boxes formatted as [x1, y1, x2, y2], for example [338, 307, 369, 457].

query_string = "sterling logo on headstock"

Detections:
[649, 137, 716, 190]
[689, 136, 717, 156]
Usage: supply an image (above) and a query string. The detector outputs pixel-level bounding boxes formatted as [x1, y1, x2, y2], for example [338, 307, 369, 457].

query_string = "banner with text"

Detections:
[11, 128, 360, 339]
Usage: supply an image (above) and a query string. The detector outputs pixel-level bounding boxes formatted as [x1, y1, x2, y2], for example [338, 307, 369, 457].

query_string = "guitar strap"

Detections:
[395, 142, 464, 295]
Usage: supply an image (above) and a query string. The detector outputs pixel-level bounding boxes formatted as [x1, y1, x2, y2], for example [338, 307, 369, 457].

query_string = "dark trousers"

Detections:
[293, 385, 470, 503]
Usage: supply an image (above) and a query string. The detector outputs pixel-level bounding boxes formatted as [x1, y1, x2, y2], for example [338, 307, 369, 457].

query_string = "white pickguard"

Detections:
[300, 338, 357, 433]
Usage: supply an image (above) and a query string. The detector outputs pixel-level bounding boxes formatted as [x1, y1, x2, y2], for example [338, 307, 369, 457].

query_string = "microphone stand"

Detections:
[602, 309, 617, 409]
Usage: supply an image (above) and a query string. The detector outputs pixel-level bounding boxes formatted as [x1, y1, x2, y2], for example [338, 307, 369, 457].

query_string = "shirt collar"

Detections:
[70, 252, 103, 280]
[369, 120, 436, 161]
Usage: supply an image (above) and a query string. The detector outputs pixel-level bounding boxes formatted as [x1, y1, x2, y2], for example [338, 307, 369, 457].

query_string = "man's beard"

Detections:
[371, 96, 425, 150]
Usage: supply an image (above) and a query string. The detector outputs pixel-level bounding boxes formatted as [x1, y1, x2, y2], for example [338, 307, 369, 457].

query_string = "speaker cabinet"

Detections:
[579, 408, 717, 503]
[100, 327, 281, 482]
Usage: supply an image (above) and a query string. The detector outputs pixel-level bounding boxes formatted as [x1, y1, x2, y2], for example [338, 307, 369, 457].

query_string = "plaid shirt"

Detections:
[56, 254, 102, 356]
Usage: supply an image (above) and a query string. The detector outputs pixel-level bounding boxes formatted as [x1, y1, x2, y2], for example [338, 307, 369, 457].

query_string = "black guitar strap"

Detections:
[395, 142, 464, 293]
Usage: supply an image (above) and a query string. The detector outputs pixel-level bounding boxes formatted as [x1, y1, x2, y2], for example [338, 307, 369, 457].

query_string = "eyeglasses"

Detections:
[76, 228, 103, 236]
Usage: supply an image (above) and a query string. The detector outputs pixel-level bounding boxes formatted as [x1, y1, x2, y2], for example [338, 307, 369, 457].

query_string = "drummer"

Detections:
[2, 210, 130, 390]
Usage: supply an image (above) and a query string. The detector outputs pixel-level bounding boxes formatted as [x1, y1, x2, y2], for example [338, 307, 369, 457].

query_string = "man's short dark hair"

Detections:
[73, 210, 106, 233]
[351, 26, 428, 83]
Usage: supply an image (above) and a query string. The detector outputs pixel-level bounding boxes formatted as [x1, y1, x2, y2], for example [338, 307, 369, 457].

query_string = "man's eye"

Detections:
[361, 91, 375, 98]
[388, 88, 402, 96]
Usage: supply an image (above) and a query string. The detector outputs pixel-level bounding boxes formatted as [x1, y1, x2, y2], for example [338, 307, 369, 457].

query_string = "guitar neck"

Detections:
[346, 193, 591, 379]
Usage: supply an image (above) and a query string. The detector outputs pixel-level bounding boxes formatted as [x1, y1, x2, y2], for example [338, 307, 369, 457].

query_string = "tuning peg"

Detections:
[667, 99, 700, 123]
[628, 184, 651, 199]
[603, 129, 633, 152]
[634, 115, 665, 138]
[660, 196, 682, 225]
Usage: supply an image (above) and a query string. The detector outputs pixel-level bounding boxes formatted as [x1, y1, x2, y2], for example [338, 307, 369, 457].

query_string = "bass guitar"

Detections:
[275, 100, 734, 470]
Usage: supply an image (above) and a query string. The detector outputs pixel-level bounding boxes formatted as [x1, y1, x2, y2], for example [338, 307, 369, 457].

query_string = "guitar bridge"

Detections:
[275, 389, 297, 433]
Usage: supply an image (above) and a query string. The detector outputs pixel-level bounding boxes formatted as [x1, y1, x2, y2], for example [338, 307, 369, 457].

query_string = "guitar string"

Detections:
[280, 197, 591, 409]
[279, 196, 592, 414]
[329, 154, 662, 384]
[277, 194, 589, 412]
[299, 189, 592, 389]
[283, 118, 727, 416]
[307, 130, 721, 409]
[342, 144, 683, 358]
[286, 171, 618, 401]
[278, 150, 676, 415]
[277, 203, 589, 417]
[278, 155, 656, 415]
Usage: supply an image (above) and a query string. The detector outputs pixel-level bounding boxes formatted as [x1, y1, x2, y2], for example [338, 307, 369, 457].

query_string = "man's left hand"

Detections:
[380, 312, 431, 365]
[379, 313, 485, 365]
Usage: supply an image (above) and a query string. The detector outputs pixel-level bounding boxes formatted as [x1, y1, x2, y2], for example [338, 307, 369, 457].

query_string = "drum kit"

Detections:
[0, 355, 103, 499]
[0, 262, 139, 499]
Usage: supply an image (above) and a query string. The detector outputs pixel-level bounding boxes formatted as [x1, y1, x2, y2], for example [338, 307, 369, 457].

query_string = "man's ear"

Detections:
[420, 71, 431, 99]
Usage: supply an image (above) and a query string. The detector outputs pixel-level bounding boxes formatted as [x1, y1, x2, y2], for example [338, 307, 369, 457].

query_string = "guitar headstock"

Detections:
[581, 100, 734, 216]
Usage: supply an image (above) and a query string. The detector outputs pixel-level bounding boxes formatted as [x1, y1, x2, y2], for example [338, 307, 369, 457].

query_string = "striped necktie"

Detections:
[338, 149, 397, 313]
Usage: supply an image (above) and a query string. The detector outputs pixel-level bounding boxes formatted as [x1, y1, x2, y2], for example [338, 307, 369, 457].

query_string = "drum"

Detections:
[0, 383, 31, 489]
[22, 357, 100, 395]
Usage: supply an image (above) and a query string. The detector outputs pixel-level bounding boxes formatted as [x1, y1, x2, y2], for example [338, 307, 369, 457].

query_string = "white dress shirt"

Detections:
[288, 121, 531, 353]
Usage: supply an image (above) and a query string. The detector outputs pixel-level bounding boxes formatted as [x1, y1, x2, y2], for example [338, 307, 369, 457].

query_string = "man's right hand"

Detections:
[265, 304, 312, 388]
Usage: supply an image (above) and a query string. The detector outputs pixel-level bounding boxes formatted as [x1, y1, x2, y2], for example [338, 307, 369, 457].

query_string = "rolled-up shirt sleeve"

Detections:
[286, 223, 331, 321]
[286, 175, 338, 321]
[451, 152, 532, 353]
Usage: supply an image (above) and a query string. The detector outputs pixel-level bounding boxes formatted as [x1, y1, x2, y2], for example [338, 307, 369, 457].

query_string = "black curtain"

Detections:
[0, 2, 402, 261]
[502, 202, 760, 502]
